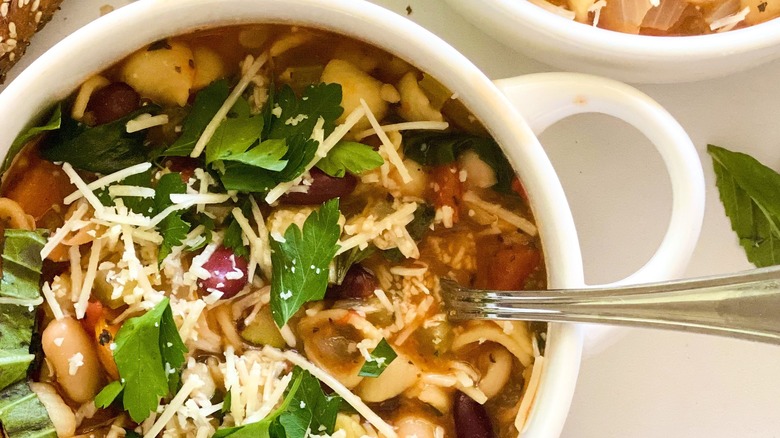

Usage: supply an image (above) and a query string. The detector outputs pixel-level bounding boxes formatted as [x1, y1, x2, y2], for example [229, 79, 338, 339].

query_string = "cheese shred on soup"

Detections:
[0, 25, 546, 438]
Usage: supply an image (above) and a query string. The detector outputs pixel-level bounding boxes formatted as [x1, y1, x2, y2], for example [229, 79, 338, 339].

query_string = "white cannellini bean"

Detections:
[41, 317, 103, 403]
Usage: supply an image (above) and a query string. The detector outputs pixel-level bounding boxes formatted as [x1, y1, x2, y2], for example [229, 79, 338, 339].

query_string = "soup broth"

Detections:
[0, 24, 545, 438]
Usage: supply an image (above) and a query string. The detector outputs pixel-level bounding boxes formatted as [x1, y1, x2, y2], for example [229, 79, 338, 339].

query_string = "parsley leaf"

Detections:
[278, 368, 341, 437]
[708, 144, 780, 267]
[219, 162, 277, 193]
[205, 97, 265, 165]
[42, 106, 160, 174]
[270, 199, 341, 327]
[224, 216, 250, 258]
[111, 298, 187, 422]
[358, 338, 398, 377]
[266, 83, 343, 140]
[334, 246, 374, 285]
[316, 141, 384, 177]
[222, 139, 288, 171]
[154, 173, 190, 263]
[164, 80, 230, 157]
[94, 380, 124, 408]
[403, 130, 516, 193]
[274, 135, 319, 183]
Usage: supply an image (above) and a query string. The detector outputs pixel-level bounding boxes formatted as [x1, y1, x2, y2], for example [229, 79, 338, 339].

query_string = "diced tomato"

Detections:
[475, 236, 540, 290]
[430, 163, 463, 224]
[81, 300, 105, 334]
[511, 176, 528, 202]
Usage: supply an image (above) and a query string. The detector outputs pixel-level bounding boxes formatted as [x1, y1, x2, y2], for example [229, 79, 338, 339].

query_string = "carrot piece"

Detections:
[475, 236, 541, 291]
[4, 157, 75, 222]
[430, 163, 463, 224]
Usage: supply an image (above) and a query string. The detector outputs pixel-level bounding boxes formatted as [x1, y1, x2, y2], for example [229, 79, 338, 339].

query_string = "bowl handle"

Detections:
[493, 72, 705, 355]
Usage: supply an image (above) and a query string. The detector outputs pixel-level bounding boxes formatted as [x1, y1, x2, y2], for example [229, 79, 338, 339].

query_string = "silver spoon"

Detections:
[441, 265, 780, 344]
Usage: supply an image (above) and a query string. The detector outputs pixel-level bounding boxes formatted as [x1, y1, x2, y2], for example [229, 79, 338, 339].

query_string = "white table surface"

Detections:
[3, 1, 779, 437]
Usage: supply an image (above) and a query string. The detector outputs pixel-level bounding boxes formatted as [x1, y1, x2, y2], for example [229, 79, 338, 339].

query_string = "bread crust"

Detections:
[0, 0, 64, 82]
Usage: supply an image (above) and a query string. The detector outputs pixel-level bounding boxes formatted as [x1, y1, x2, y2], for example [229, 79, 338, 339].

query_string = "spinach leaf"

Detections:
[164, 80, 230, 157]
[403, 130, 516, 193]
[3, 104, 62, 174]
[110, 298, 187, 422]
[0, 304, 36, 391]
[0, 381, 57, 438]
[358, 338, 398, 378]
[270, 199, 341, 328]
[42, 106, 160, 174]
[1, 230, 47, 303]
[316, 141, 384, 177]
[708, 144, 780, 267]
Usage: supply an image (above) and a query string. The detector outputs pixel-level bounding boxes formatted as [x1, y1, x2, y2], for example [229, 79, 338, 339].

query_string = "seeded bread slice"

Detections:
[0, 0, 64, 83]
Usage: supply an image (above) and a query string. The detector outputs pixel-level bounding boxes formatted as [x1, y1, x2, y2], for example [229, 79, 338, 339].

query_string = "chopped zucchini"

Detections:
[241, 306, 286, 348]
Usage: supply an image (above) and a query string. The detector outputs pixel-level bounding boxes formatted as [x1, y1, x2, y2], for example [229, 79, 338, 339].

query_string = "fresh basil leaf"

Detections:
[205, 98, 264, 165]
[278, 368, 341, 437]
[708, 144, 780, 267]
[266, 83, 343, 141]
[164, 80, 230, 157]
[3, 104, 62, 174]
[316, 141, 384, 177]
[222, 139, 288, 171]
[270, 199, 341, 327]
[219, 162, 277, 193]
[403, 130, 516, 193]
[42, 106, 159, 174]
[0, 381, 57, 438]
[1, 230, 47, 303]
[112, 298, 187, 422]
[358, 338, 398, 378]
[94, 380, 125, 408]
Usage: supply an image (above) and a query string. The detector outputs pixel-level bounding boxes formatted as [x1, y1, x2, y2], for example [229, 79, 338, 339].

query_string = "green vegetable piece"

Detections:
[274, 135, 319, 183]
[219, 162, 277, 193]
[403, 130, 516, 193]
[334, 246, 375, 285]
[94, 380, 125, 408]
[240, 306, 286, 348]
[270, 199, 341, 328]
[205, 97, 265, 165]
[358, 338, 398, 377]
[154, 173, 190, 263]
[0, 304, 36, 391]
[1, 230, 47, 303]
[42, 106, 159, 174]
[708, 144, 780, 267]
[278, 368, 341, 437]
[112, 298, 187, 422]
[223, 217, 250, 259]
[0, 381, 56, 438]
[221, 139, 288, 171]
[266, 83, 343, 141]
[3, 104, 62, 174]
[316, 141, 384, 177]
[164, 80, 231, 157]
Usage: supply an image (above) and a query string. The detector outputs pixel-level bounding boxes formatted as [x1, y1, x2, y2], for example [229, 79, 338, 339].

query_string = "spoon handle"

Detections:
[445, 265, 780, 344]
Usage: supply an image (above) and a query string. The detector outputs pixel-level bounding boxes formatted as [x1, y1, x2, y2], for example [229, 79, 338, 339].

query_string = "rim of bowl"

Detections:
[0, 0, 586, 435]
[488, 0, 780, 58]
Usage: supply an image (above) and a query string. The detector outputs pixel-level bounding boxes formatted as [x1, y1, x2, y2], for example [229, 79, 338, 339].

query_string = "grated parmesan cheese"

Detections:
[126, 113, 170, 133]
[359, 98, 411, 183]
[64, 162, 153, 204]
[354, 120, 449, 141]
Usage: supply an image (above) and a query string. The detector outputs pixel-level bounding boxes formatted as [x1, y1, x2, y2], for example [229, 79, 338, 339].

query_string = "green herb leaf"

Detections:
[42, 106, 160, 174]
[270, 199, 341, 327]
[112, 298, 187, 422]
[278, 368, 341, 437]
[383, 203, 434, 262]
[266, 83, 343, 141]
[219, 162, 277, 193]
[0, 304, 36, 391]
[3, 104, 62, 174]
[1, 229, 47, 303]
[316, 141, 384, 177]
[223, 218, 250, 258]
[94, 380, 125, 409]
[403, 130, 516, 193]
[164, 80, 230, 157]
[205, 98, 265, 165]
[0, 381, 57, 438]
[274, 135, 319, 183]
[358, 338, 398, 377]
[154, 173, 190, 263]
[222, 139, 288, 171]
[334, 246, 374, 285]
[708, 144, 780, 267]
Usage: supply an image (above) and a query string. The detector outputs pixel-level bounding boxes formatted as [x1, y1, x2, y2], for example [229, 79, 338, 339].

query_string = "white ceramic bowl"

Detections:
[0, 0, 705, 436]
[445, 0, 780, 83]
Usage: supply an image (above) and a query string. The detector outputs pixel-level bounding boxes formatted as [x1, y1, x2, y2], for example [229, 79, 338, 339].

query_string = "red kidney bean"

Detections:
[164, 157, 201, 182]
[280, 168, 356, 205]
[326, 264, 378, 300]
[453, 390, 495, 438]
[87, 82, 140, 125]
[197, 246, 249, 299]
